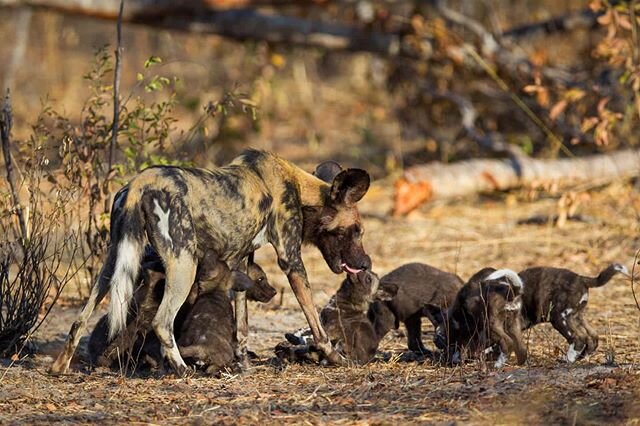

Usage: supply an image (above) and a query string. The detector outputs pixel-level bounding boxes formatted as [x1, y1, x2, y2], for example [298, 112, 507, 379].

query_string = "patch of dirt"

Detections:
[1, 181, 639, 424]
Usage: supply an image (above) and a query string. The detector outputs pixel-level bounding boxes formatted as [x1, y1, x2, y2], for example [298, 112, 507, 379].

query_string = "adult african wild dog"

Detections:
[50, 149, 371, 375]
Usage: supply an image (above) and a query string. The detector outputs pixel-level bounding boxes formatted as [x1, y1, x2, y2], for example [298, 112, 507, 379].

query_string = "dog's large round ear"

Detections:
[314, 160, 343, 183]
[330, 168, 370, 206]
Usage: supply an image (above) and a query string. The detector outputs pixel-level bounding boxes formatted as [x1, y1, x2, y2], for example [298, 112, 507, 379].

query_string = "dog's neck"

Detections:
[336, 281, 371, 314]
[294, 167, 331, 207]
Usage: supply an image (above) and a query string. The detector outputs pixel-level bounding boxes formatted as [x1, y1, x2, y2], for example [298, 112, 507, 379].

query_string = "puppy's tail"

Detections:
[485, 269, 524, 296]
[587, 263, 631, 288]
[106, 189, 146, 340]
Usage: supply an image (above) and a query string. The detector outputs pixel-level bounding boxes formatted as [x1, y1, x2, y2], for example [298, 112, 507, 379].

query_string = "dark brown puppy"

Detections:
[425, 268, 527, 368]
[280, 270, 398, 365]
[176, 258, 268, 374]
[89, 250, 275, 369]
[518, 263, 630, 362]
[378, 263, 463, 355]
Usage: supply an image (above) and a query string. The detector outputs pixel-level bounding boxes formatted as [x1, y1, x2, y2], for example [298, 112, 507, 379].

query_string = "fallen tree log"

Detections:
[0, 0, 428, 58]
[393, 149, 640, 215]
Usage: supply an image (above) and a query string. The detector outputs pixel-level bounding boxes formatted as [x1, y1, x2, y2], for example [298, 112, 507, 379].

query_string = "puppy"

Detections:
[379, 263, 463, 355]
[425, 268, 527, 368]
[279, 270, 398, 365]
[88, 250, 275, 370]
[518, 263, 631, 362]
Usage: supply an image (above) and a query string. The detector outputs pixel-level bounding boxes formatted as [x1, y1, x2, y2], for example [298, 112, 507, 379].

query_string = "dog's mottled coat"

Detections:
[51, 149, 371, 375]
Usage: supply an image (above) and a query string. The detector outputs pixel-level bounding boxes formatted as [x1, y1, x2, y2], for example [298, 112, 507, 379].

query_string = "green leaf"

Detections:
[136, 72, 144, 81]
[144, 56, 162, 69]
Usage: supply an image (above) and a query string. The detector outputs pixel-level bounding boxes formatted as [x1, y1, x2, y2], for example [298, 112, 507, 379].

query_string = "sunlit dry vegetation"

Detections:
[0, 0, 639, 423]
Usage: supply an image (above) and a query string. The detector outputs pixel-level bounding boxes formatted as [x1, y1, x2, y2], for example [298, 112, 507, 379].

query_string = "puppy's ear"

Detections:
[375, 283, 398, 301]
[423, 304, 444, 326]
[314, 160, 343, 183]
[230, 271, 255, 292]
[330, 169, 370, 207]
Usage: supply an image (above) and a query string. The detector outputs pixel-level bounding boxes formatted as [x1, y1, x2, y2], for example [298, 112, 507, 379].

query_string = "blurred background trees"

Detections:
[0, 0, 637, 176]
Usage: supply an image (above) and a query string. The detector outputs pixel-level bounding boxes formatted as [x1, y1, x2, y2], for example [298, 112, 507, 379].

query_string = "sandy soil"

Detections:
[1, 180, 639, 425]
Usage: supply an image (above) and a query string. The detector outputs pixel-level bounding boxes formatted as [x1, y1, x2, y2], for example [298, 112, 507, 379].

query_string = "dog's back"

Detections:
[380, 263, 463, 354]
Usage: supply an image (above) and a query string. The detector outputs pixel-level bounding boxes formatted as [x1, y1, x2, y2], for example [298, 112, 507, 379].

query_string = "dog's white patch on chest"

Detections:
[153, 199, 172, 245]
[494, 351, 508, 368]
[252, 225, 268, 248]
[561, 308, 574, 319]
[579, 292, 589, 305]
[566, 343, 579, 363]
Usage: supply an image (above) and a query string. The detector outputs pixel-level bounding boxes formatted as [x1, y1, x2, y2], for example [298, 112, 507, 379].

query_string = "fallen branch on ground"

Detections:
[394, 149, 640, 215]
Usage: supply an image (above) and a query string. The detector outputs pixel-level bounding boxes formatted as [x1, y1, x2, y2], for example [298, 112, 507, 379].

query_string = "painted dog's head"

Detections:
[245, 254, 277, 303]
[304, 161, 372, 275]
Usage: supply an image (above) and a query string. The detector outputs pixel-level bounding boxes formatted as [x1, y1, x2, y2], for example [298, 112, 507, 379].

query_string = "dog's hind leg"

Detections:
[152, 253, 196, 376]
[489, 317, 516, 368]
[405, 313, 430, 356]
[506, 316, 527, 365]
[577, 314, 599, 356]
[551, 310, 585, 363]
[50, 248, 117, 374]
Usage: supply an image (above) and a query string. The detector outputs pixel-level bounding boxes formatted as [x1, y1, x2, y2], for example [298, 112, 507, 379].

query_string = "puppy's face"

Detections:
[346, 269, 380, 300]
[246, 262, 277, 303]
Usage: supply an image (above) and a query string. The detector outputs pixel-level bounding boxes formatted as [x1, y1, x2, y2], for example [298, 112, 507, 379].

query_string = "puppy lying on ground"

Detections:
[425, 268, 527, 368]
[88, 249, 276, 371]
[518, 263, 630, 363]
[377, 263, 463, 356]
[278, 270, 398, 365]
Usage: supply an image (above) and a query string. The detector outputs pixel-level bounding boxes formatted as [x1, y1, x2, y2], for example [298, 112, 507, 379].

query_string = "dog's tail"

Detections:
[485, 269, 524, 296]
[587, 263, 631, 288]
[106, 186, 146, 340]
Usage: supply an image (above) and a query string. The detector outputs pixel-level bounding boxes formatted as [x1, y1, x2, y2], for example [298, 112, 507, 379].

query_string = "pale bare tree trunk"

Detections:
[395, 150, 640, 215]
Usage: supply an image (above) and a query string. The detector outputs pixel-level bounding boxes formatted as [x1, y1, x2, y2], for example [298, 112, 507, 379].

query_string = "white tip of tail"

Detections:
[486, 269, 524, 288]
[107, 237, 141, 339]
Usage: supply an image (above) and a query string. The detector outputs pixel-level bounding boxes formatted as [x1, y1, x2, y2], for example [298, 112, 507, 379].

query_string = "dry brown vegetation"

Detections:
[1, 0, 640, 423]
[1, 180, 639, 424]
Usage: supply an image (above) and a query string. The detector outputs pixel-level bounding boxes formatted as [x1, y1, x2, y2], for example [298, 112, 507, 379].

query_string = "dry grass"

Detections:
[1, 180, 639, 424]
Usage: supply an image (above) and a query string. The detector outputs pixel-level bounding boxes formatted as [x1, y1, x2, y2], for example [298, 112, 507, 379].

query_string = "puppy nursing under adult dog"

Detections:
[51, 149, 373, 375]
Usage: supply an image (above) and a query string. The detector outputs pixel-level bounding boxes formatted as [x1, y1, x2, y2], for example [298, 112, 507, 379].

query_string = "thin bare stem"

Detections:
[106, 0, 124, 212]
[0, 90, 28, 249]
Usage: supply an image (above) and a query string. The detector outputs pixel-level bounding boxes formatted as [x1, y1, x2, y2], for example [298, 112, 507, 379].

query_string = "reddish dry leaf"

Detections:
[549, 100, 568, 121]
[393, 177, 432, 216]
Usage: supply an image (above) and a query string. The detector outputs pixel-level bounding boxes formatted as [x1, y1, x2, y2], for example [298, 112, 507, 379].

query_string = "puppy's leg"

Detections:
[577, 314, 599, 356]
[551, 311, 585, 363]
[506, 315, 527, 365]
[50, 250, 116, 374]
[152, 253, 196, 376]
[489, 318, 515, 368]
[405, 313, 431, 356]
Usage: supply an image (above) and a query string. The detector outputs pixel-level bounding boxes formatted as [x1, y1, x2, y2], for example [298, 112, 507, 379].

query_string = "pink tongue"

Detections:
[341, 263, 362, 274]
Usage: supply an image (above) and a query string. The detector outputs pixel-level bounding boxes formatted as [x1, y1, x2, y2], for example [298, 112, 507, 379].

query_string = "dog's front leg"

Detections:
[286, 267, 345, 366]
[234, 290, 249, 364]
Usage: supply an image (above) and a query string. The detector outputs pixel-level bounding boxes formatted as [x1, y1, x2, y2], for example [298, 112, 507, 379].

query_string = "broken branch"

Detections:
[394, 149, 640, 215]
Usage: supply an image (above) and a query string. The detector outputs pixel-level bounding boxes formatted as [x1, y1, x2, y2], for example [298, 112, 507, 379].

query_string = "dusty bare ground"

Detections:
[1, 180, 640, 425]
